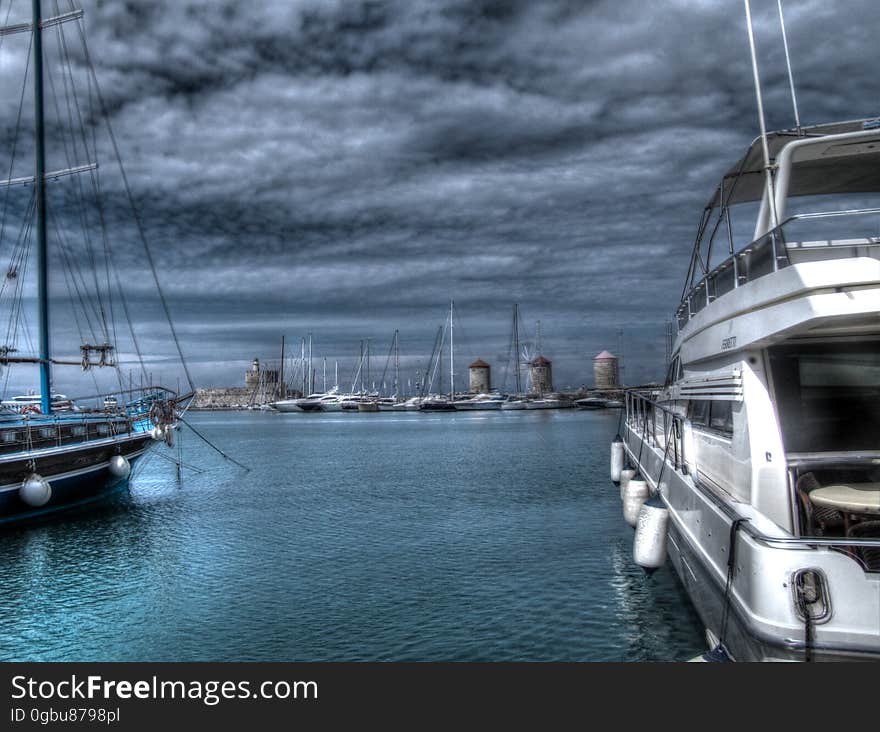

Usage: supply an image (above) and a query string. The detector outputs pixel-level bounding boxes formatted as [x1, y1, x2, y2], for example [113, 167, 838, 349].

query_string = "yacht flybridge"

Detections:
[617, 6, 880, 661]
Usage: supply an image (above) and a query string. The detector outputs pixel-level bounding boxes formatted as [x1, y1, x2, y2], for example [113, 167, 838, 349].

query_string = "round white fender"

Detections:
[623, 478, 650, 528]
[634, 493, 669, 571]
[619, 468, 636, 500]
[108, 454, 131, 478]
[610, 436, 624, 483]
[19, 473, 51, 507]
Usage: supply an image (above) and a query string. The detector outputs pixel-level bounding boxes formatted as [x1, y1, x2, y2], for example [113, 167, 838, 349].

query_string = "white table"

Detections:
[810, 483, 880, 515]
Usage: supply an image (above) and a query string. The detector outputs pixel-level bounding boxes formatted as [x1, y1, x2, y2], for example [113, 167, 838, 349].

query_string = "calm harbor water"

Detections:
[0, 410, 704, 661]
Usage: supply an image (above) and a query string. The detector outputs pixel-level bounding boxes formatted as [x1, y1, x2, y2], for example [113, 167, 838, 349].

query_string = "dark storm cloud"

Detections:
[1, 0, 878, 392]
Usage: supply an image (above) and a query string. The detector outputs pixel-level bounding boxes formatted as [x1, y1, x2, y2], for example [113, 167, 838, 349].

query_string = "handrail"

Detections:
[676, 207, 880, 328]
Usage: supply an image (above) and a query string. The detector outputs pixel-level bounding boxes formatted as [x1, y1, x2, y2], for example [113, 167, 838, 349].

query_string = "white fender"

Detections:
[634, 494, 669, 571]
[623, 478, 650, 528]
[610, 436, 624, 483]
[19, 474, 51, 507]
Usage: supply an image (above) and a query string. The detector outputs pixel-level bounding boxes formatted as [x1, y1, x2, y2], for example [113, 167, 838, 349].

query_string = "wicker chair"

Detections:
[847, 521, 880, 572]
[796, 472, 845, 536]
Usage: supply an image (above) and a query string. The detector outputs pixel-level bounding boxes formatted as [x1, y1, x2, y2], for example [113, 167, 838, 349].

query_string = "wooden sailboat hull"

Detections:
[0, 432, 154, 526]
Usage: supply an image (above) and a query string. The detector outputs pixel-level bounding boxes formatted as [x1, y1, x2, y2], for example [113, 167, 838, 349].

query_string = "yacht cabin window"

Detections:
[687, 399, 734, 436]
[769, 341, 880, 453]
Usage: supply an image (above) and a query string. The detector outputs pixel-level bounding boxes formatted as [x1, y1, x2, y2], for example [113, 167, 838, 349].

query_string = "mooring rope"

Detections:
[178, 416, 250, 472]
[71, 13, 196, 395]
[718, 517, 748, 650]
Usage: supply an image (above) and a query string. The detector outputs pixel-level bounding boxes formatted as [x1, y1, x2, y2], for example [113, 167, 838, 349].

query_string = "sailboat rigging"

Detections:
[0, 0, 190, 524]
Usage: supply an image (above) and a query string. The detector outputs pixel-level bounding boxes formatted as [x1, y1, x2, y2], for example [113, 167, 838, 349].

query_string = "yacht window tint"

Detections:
[769, 341, 880, 453]
[689, 400, 709, 426]
[709, 401, 733, 434]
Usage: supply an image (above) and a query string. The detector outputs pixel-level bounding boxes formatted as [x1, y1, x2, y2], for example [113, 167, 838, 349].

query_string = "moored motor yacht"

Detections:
[391, 396, 422, 411]
[1, 394, 78, 413]
[525, 397, 566, 410]
[269, 398, 304, 413]
[618, 114, 880, 660]
[453, 393, 504, 411]
[418, 395, 457, 412]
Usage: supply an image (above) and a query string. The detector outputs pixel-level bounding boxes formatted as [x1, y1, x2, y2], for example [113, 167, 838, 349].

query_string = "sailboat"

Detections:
[377, 330, 402, 411]
[420, 301, 458, 411]
[0, 1, 188, 525]
[500, 304, 527, 409]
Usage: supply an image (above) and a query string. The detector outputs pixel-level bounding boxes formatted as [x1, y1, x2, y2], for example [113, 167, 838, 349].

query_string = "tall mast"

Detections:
[33, 0, 51, 415]
[393, 329, 400, 399]
[322, 357, 326, 392]
[449, 300, 454, 400]
[334, 360, 338, 389]
[300, 337, 305, 395]
[308, 332, 313, 394]
[513, 304, 522, 394]
[279, 335, 285, 399]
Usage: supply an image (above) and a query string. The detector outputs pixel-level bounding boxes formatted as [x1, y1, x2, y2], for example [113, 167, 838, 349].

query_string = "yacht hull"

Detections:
[271, 401, 304, 413]
[623, 425, 880, 661]
[419, 401, 456, 412]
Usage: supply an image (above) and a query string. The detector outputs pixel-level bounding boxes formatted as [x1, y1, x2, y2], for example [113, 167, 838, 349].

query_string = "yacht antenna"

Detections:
[776, 0, 801, 132]
[744, 0, 780, 232]
[33, 0, 51, 414]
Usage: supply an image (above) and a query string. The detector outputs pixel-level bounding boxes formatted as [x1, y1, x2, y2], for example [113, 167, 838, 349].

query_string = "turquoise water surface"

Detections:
[0, 409, 703, 661]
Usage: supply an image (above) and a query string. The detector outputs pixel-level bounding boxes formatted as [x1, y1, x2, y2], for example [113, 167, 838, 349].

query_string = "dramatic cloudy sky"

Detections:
[0, 0, 878, 395]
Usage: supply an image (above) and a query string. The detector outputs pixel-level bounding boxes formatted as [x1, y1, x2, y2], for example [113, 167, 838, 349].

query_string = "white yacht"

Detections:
[453, 393, 504, 411]
[525, 397, 566, 410]
[618, 115, 880, 660]
[1, 393, 78, 413]
[391, 396, 422, 411]
[299, 389, 344, 412]
[269, 398, 304, 413]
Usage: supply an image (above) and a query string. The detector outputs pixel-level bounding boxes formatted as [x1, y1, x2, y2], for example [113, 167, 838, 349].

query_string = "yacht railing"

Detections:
[624, 389, 880, 564]
[676, 207, 880, 330]
[625, 390, 688, 474]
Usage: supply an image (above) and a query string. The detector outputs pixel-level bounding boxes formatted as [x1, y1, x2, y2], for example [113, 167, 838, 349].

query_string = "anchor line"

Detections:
[633, 401, 652, 473]
[652, 434, 674, 495]
[178, 415, 250, 472]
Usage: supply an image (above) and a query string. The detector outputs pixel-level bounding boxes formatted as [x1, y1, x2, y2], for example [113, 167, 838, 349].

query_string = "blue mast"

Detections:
[33, 0, 52, 415]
